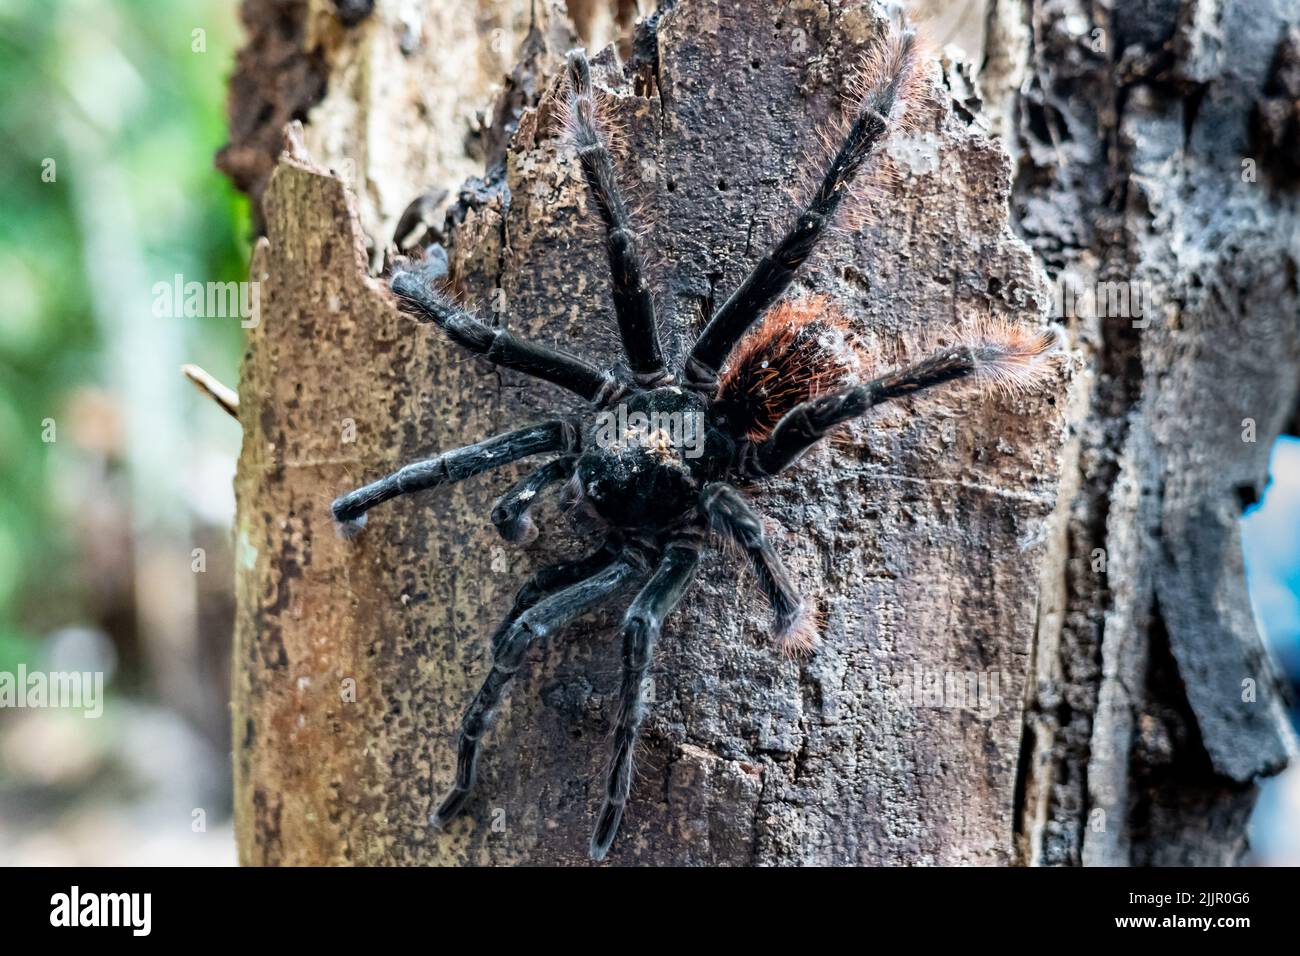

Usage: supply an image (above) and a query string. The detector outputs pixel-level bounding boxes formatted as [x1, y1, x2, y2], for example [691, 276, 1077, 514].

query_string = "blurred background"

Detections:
[0, 0, 245, 864]
[0, 0, 1294, 865]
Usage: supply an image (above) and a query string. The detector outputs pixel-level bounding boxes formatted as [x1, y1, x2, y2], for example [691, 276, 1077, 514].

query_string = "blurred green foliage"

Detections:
[0, 0, 247, 671]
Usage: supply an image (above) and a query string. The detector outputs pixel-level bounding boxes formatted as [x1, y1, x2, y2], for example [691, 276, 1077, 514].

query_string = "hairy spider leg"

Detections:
[434, 551, 643, 828]
[490, 540, 622, 653]
[491, 456, 577, 543]
[330, 420, 578, 525]
[436, 543, 621, 825]
[753, 343, 1013, 477]
[686, 29, 919, 388]
[590, 530, 704, 860]
[390, 268, 624, 405]
[701, 483, 812, 655]
[565, 50, 668, 386]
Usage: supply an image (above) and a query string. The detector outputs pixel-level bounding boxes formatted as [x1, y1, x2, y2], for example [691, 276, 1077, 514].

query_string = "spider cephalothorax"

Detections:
[331, 27, 1058, 861]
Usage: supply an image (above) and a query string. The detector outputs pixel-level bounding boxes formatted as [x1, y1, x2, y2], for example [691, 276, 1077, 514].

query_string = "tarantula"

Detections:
[331, 28, 1057, 861]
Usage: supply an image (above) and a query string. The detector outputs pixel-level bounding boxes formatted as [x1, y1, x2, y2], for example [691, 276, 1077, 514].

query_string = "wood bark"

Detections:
[993, 0, 1300, 866]
[224, 0, 1297, 865]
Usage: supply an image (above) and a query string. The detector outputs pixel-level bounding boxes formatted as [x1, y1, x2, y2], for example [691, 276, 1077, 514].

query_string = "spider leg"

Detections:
[700, 483, 812, 654]
[685, 29, 919, 388]
[565, 50, 668, 386]
[491, 456, 576, 543]
[435, 542, 619, 823]
[490, 540, 622, 653]
[433, 548, 644, 828]
[750, 344, 1011, 477]
[331, 420, 577, 525]
[390, 267, 624, 405]
[591, 529, 703, 861]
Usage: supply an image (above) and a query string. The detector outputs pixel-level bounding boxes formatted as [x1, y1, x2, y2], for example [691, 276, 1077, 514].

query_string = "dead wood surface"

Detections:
[225, 0, 1296, 865]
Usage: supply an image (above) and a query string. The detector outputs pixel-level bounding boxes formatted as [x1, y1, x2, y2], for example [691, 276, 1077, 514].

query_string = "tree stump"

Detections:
[225, 0, 1296, 865]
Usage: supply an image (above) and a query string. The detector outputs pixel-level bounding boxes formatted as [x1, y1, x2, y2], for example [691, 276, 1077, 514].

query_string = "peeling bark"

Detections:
[216, 0, 327, 229]
[226, 0, 1295, 866]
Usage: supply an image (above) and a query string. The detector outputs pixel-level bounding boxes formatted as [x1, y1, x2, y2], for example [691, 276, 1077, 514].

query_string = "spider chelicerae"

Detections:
[331, 26, 1058, 861]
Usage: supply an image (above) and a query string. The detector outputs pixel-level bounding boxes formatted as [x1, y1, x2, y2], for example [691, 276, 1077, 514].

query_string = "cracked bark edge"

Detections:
[216, 0, 328, 232]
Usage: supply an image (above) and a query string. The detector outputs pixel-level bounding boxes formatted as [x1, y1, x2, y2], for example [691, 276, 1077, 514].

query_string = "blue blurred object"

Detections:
[1243, 436, 1300, 864]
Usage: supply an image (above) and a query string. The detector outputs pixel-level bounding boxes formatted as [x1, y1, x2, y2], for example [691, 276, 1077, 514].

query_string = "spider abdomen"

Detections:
[714, 297, 865, 440]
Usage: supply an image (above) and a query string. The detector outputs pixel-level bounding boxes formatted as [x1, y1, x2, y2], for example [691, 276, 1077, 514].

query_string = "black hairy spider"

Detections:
[331, 28, 1058, 861]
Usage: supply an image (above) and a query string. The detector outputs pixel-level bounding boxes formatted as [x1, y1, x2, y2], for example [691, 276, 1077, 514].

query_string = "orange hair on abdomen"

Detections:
[716, 297, 864, 441]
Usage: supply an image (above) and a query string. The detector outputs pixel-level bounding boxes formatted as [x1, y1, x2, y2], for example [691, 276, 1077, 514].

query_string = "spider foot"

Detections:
[333, 512, 368, 541]
[589, 799, 624, 862]
[496, 512, 539, 545]
[774, 599, 819, 659]
[430, 787, 471, 831]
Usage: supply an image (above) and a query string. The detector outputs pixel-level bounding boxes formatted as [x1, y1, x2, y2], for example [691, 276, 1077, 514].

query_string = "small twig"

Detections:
[181, 363, 240, 420]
